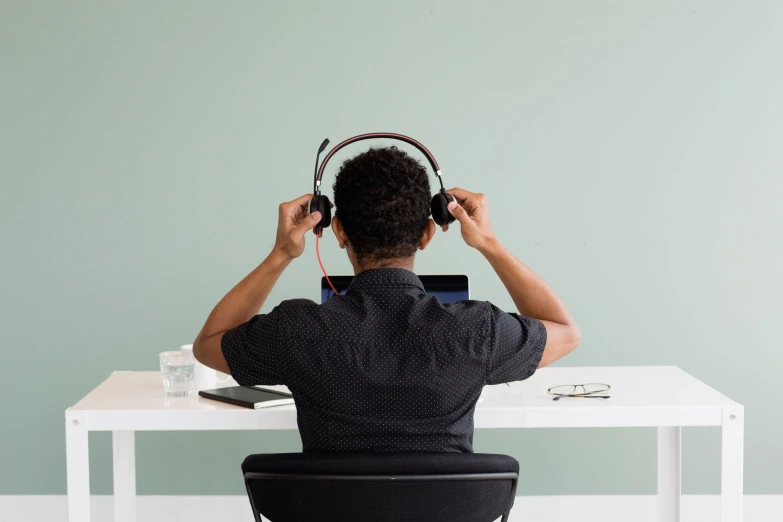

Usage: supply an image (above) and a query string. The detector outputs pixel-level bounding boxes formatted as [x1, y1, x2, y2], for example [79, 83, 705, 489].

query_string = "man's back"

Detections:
[193, 146, 580, 454]
[221, 268, 546, 453]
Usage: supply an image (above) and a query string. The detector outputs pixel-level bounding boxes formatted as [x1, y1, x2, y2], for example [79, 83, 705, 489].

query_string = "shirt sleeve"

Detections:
[220, 306, 287, 386]
[486, 304, 547, 385]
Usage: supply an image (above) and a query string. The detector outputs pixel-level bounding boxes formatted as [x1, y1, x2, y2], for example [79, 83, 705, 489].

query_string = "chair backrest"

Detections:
[242, 452, 519, 522]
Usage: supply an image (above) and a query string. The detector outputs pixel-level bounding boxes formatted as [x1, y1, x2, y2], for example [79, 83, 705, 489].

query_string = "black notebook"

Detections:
[198, 386, 294, 409]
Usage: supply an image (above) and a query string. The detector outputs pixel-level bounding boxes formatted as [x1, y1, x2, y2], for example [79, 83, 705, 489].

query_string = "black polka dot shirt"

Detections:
[221, 268, 546, 453]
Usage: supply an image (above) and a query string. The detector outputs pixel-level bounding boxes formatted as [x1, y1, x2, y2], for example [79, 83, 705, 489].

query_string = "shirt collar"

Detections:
[347, 268, 425, 292]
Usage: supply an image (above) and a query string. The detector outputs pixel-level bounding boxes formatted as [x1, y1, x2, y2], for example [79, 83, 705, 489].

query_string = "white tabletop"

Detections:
[68, 366, 739, 431]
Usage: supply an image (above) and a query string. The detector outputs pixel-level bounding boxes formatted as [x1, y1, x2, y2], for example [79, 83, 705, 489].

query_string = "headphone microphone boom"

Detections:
[311, 138, 332, 236]
[309, 133, 456, 237]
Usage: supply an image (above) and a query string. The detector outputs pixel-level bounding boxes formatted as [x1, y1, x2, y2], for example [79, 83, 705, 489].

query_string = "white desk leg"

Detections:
[657, 426, 681, 522]
[66, 411, 90, 522]
[113, 431, 137, 522]
[721, 406, 744, 522]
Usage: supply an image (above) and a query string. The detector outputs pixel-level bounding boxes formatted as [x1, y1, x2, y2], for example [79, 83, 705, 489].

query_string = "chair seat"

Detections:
[243, 453, 519, 522]
[243, 452, 519, 476]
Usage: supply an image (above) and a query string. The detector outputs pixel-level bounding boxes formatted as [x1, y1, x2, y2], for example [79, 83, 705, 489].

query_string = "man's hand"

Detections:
[274, 194, 322, 259]
[443, 187, 497, 252]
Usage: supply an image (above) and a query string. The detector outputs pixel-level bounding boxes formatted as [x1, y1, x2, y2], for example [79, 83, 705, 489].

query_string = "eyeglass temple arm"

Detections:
[552, 395, 611, 401]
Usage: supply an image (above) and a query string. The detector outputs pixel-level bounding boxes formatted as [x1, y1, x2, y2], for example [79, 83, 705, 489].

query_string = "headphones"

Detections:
[309, 132, 456, 236]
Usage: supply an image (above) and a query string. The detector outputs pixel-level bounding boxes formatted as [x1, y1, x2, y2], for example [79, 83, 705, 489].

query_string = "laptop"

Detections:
[321, 275, 469, 304]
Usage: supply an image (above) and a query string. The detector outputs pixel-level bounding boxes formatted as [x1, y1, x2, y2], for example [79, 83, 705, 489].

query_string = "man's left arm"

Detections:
[192, 194, 322, 373]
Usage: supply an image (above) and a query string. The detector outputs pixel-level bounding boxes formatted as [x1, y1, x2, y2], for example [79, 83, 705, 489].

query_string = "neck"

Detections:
[353, 256, 415, 274]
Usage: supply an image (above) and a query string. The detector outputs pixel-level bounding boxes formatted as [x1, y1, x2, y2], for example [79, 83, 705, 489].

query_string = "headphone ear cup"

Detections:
[431, 193, 456, 226]
[309, 195, 332, 230]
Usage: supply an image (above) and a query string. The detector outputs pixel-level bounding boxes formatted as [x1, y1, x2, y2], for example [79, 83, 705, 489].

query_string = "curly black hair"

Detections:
[333, 146, 431, 263]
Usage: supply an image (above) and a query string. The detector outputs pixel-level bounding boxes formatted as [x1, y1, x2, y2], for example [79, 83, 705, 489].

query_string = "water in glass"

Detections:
[159, 351, 195, 397]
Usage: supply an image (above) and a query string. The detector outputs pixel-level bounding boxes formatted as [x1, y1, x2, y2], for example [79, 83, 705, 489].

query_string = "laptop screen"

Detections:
[321, 275, 469, 304]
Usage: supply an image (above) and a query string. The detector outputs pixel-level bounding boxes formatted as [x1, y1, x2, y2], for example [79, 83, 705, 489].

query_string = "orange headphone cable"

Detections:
[316, 234, 340, 297]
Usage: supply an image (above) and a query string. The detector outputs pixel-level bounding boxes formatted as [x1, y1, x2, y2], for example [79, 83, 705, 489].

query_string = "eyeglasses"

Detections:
[547, 383, 611, 401]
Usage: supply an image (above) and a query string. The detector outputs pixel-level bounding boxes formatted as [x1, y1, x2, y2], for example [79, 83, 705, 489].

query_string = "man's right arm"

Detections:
[445, 188, 581, 367]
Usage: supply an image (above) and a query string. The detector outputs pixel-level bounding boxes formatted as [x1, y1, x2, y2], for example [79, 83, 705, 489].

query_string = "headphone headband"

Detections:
[314, 132, 443, 194]
[308, 132, 455, 237]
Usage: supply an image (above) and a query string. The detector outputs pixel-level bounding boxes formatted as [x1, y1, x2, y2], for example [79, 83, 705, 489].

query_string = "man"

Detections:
[193, 147, 580, 453]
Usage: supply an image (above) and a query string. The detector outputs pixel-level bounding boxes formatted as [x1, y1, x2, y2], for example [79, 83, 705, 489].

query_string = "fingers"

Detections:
[446, 187, 488, 218]
[295, 211, 322, 235]
[445, 187, 475, 204]
[279, 194, 313, 221]
[447, 200, 472, 226]
[288, 193, 314, 207]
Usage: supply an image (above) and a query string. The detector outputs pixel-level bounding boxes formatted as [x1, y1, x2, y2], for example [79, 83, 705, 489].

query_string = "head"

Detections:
[331, 146, 436, 272]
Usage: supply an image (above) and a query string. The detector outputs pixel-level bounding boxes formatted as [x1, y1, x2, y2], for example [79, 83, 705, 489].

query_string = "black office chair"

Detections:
[242, 452, 519, 522]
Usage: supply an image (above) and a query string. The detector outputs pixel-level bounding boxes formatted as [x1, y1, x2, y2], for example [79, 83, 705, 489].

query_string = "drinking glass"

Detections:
[159, 350, 195, 397]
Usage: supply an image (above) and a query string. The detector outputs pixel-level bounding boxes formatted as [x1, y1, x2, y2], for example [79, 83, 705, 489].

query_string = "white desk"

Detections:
[65, 366, 743, 522]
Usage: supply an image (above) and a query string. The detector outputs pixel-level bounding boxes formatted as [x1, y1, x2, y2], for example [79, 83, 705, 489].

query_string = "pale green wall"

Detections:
[1, 0, 781, 496]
